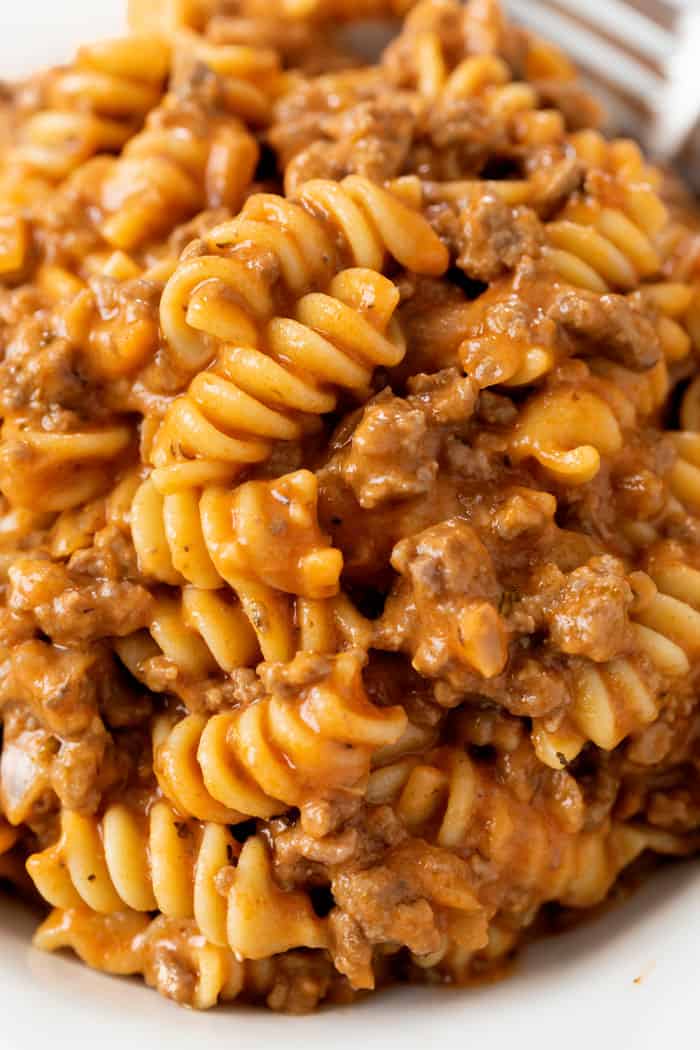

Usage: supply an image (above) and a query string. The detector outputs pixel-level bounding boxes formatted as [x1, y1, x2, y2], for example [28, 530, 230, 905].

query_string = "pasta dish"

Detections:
[0, 0, 699, 1013]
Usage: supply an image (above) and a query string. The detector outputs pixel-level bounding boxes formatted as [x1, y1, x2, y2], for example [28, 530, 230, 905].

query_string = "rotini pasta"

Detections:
[159, 178, 448, 370]
[149, 588, 260, 675]
[153, 649, 407, 820]
[96, 32, 277, 251]
[0, 418, 134, 511]
[509, 379, 623, 485]
[35, 909, 343, 1010]
[118, 586, 372, 687]
[6, 35, 169, 187]
[224, 835, 330, 957]
[27, 800, 235, 943]
[367, 746, 675, 909]
[150, 267, 406, 492]
[132, 469, 343, 659]
[544, 189, 667, 294]
[533, 555, 700, 768]
[531, 653, 663, 769]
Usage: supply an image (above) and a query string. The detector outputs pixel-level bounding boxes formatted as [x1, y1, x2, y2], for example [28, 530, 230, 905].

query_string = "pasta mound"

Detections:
[0, 0, 699, 1015]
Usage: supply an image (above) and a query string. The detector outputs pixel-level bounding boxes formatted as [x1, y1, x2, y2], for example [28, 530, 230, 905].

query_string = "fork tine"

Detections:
[506, 0, 674, 140]
[548, 0, 674, 61]
[649, 9, 700, 168]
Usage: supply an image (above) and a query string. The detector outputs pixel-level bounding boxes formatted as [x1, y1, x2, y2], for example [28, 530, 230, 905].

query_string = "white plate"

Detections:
[4, 862, 700, 1050]
[1, 2, 699, 1047]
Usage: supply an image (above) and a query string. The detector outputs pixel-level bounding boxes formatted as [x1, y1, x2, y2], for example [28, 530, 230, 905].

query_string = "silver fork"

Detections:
[504, 0, 700, 182]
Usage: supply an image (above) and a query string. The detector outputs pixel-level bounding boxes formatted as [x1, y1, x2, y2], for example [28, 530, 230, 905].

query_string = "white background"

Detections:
[2, 2, 126, 77]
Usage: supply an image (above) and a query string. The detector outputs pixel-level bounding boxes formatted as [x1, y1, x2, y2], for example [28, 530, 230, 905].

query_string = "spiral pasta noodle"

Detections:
[531, 652, 663, 769]
[456, 277, 558, 391]
[509, 378, 624, 485]
[543, 181, 668, 295]
[0, 418, 134, 511]
[224, 834, 330, 957]
[96, 33, 278, 251]
[34, 908, 341, 1010]
[158, 177, 448, 371]
[148, 588, 260, 676]
[117, 586, 372, 688]
[634, 556, 700, 670]
[418, 52, 564, 152]
[7, 36, 170, 187]
[149, 267, 406, 493]
[132, 469, 342, 659]
[153, 649, 407, 821]
[367, 747, 667, 909]
[27, 800, 236, 942]
[668, 378, 700, 516]
[533, 556, 700, 768]
[568, 129, 661, 186]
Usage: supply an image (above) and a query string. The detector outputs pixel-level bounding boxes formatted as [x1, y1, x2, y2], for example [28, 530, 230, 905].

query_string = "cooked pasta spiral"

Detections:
[34, 908, 339, 1010]
[634, 282, 694, 365]
[0, 418, 134, 511]
[533, 556, 700, 768]
[383, 0, 574, 157]
[159, 178, 448, 371]
[200, 471, 343, 597]
[668, 383, 700, 517]
[427, 53, 563, 149]
[509, 381, 623, 485]
[568, 129, 661, 186]
[112, 585, 259, 689]
[367, 746, 659, 908]
[98, 108, 260, 252]
[368, 745, 577, 849]
[668, 433, 700, 516]
[9, 36, 170, 184]
[33, 909, 237, 1010]
[148, 588, 260, 676]
[457, 278, 558, 391]
[543, 183, 668, 294]
[296, 593, 374, 653]
[531, 653, 663, 769]
[224, 835, 330, 958]
[118, 587, 372, 688]
[26, 799, 236, 944]
[634, 556, 700, 671]
[151, 267, 406, 492]
[625, 380, 700, 533]
[132, 469, 342, 659]
[153, 649, 407, 821]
